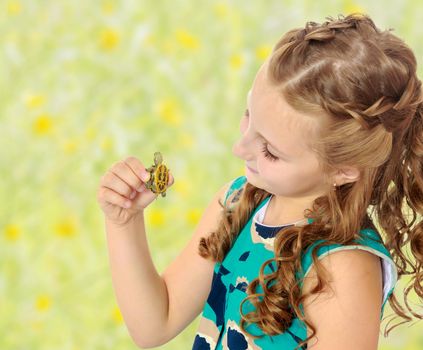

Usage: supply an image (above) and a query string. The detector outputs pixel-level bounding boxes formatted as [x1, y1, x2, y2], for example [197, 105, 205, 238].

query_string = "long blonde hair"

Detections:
[199, 13, 423, 349]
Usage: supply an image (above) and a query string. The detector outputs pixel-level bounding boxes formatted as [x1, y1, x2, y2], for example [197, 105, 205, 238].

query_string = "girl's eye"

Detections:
[261, 142, 279, 161]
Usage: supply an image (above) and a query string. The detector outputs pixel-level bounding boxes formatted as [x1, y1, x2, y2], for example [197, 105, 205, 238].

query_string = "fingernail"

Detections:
[143, 172, 150, 181]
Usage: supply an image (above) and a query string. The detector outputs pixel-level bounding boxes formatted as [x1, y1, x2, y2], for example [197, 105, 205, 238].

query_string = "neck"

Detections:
[264, 195, 309, 226]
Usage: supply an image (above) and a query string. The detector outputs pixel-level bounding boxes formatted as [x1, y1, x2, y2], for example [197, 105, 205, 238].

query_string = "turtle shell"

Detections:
[153, 163, 169, 193]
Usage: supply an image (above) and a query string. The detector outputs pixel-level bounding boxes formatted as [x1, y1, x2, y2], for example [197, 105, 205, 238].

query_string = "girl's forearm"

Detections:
[105, 213, 169, 348]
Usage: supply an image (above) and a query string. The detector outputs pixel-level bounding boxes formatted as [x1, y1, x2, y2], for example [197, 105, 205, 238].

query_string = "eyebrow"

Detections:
[246, 90, 291, 158]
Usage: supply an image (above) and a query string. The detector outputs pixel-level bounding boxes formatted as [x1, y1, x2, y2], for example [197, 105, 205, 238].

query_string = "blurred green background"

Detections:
[1, 0, 422, 349]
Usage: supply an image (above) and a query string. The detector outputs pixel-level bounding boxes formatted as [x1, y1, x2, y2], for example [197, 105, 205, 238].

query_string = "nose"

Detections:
[232, 115, 252, 160]
[231, 139, 245, 159]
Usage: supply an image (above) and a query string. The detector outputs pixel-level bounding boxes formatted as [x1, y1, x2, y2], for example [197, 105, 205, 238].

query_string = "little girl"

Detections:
[97, 13, 423, 350]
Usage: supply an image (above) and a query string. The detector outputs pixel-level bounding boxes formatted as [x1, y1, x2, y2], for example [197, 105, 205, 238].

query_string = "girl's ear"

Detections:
[333, 166, 360, 186]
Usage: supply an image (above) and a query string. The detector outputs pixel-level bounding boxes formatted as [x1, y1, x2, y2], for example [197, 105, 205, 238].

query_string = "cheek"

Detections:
[257, 158, 279, 175]
[259, 160, 300, 184]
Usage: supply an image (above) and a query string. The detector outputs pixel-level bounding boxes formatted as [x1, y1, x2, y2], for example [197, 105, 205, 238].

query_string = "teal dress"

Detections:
[192, 175, 397, 350]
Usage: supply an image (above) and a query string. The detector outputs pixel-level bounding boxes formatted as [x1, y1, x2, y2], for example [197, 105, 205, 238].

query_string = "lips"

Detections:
[246, 164, 258, 173]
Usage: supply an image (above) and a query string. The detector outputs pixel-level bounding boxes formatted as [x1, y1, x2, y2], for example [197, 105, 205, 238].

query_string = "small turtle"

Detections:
[145, 151, 170, 197]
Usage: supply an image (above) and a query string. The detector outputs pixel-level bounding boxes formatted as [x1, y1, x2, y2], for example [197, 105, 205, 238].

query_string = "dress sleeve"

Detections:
[297, 228, 398, 320]
[223, 175, 247, 208]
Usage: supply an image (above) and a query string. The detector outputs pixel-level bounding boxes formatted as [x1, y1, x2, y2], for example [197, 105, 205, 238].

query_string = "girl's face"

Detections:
[232, 64, 329, 205]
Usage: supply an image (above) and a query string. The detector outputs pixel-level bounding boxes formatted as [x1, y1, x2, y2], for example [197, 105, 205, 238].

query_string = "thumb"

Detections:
[168, 171, 174, 186]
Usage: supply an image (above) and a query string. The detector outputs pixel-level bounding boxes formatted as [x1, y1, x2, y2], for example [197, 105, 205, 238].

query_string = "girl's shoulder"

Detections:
[298, 224, 398, 320]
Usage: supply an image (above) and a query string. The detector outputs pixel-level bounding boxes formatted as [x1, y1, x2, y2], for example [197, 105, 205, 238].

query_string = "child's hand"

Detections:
[97, 156, 174, 226]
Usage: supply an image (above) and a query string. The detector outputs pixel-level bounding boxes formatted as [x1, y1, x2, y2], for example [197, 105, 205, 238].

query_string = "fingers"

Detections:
[168, 171, 174, 186]
[99, 186, 132, 209]
[99, 155, 172, 208]
[109, 157, 146, 194]
[102, 170, 135, 200]
[124, 156, 151, 190]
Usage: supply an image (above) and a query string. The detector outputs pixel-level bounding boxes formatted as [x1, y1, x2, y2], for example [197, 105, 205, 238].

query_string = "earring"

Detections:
[333, 182, 337, 189]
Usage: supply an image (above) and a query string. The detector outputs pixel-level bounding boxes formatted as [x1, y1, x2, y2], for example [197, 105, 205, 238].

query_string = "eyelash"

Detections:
[244, 108, 279, 162]
[261, 143, 279, 161]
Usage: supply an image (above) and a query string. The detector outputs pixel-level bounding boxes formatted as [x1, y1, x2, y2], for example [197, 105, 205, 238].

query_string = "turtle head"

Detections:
[154, 152, 162, 165]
